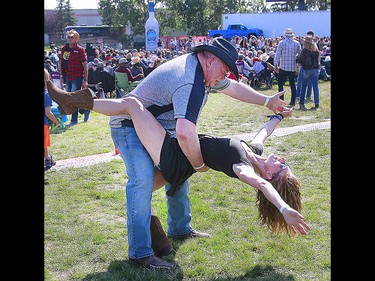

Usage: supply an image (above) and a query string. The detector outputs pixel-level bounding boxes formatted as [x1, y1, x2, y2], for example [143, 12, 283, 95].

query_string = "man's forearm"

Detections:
[176, 118, 205, 168]
[177, 135, 205, 168]
[220, 80, 268, 105]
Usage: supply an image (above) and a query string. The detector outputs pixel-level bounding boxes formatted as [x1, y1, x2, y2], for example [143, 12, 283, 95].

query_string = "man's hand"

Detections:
[267, 91, 287, 113]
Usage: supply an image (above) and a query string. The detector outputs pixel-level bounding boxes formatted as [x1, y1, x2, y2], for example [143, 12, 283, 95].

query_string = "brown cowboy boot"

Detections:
[46, 80, 96, 115]
[150, 215, 173, 257]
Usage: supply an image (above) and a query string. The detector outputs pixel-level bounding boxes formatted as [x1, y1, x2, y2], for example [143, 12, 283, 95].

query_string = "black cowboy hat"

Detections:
[190, 37, 239, 80]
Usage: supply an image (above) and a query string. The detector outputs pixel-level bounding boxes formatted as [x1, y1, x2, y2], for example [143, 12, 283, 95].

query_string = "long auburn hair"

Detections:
[256, 171, 302, 235]
[303, 36, 319, 52]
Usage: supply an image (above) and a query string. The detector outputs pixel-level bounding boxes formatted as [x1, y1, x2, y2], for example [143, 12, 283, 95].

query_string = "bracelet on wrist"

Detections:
[267, 114, 283, 121]
[279, 205, 289, 214]
[193, 163, 205, 170]
[263, 96, 270, 107]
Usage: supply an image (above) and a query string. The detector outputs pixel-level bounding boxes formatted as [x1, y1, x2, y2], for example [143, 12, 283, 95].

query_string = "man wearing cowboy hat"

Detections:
[274, 27, 302, 107]
[59, 29, 89, 125]
[106, 37, 286, 269]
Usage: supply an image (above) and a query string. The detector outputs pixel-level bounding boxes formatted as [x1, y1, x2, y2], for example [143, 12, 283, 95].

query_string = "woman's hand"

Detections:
[282, 207, 311, 235]
[279, 107, 293, 119]
[267, 91, 287, 113]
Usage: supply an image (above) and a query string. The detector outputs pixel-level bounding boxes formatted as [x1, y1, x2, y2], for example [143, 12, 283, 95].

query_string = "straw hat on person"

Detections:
[190, 37, 239, 80]
[284, 28, 295, 37]
[66, 29, 80, 41]
[131, 56, 141, 64]
[303, 35, 314, 44]
[261, 53, 269, 62]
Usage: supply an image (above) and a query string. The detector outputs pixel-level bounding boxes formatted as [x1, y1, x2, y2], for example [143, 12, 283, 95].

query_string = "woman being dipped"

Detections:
[47, 80, 311, 236]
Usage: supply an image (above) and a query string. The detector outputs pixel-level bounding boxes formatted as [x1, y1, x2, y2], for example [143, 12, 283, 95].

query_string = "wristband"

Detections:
[193, 163, 205, 170]
[267, 114, 282, 121]
[279, 205, 289, 214]
[276, 113, 284, 120]
[263, 96, 270, 107]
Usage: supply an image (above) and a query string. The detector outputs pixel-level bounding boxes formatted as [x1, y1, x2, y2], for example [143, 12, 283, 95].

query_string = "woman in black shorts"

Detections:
[47, 80, 311, 236]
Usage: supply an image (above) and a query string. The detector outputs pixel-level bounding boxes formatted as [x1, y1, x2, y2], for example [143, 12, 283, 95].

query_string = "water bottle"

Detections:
[145, 1, 159, 51]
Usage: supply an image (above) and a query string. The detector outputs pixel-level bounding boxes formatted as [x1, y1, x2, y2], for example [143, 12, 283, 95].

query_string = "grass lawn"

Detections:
[45, 81, 331, 280]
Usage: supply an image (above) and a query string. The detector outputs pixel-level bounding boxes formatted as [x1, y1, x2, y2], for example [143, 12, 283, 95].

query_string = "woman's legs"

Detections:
[310, 69, 320, 107]
[93, 97, 166, 165]
[47, 80, 168, 182]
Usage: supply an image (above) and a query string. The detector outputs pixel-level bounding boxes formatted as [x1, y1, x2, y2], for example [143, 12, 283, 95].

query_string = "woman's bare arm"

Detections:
[251, 107, 293, 145]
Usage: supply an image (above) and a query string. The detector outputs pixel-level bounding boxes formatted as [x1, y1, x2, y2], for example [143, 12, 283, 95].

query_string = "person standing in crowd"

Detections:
[44, 69, 60, 171]
[49, 48, 60, 70]
[296, 30, 315, 104]
[296, 35, 321, 110]
[274, 28, 301, 107]
[48, 37, 287, 270]
[59, 29, 89, 126]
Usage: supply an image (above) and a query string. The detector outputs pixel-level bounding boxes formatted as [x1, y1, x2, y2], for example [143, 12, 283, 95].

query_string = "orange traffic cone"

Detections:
[114, 146, 119, 155]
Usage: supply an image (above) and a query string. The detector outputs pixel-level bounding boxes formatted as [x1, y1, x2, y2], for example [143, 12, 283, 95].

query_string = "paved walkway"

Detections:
[49, 120, 331, 171]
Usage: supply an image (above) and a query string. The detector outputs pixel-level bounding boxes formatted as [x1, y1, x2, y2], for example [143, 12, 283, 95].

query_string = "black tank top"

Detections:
[198, 134, 263, 178]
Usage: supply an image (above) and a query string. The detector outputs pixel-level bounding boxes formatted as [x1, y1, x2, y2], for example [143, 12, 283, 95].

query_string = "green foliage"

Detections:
[95, 0, 330, 37]
[46, 1, 331, 37]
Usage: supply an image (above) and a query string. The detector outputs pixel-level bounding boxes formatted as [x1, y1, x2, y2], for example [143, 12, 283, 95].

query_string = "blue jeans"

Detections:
[277, 68, 297, 104]
[111, 126, 193, 259]
[299, 69, 320, 106]
[296, 67, 312, 100]
[64, 77, 90, 123]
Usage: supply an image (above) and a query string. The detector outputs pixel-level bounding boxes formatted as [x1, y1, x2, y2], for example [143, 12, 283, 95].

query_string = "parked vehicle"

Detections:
[208, 23, 263, 40]
[220, 11, 331, 38]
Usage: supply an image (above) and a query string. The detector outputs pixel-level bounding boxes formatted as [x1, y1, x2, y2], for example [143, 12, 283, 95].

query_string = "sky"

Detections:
[44, 0, 99, 10]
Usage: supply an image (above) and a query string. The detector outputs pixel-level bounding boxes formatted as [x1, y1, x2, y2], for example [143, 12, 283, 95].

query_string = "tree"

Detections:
[45, 10, 62, 33]
[44, 0, 77, 34]
[97, 0, 331, 37]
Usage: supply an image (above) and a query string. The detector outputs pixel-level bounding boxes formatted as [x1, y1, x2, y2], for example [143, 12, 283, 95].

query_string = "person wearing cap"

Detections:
[130, 56, 144, 81]
[267, 51, 275, 66]
[274, 28, 302, 107]
[114, 58, 144, 98]
[48, 37, 287, 270]
[236, 52, 252, 82]
[115, 57, 144, 82]
[49, 48, 60, 70]
[59, 29, 89, 125]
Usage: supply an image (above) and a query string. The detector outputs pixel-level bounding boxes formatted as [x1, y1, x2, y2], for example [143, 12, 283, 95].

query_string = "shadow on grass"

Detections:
[81, 235, 295, 280]
[81, 258, 295, 281]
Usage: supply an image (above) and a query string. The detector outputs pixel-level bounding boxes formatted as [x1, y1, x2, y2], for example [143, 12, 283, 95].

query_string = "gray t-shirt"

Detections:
[109, 53, 230, 137]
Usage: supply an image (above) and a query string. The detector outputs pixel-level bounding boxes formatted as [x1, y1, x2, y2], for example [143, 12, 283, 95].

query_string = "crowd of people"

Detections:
[44, 27, 330, 270]
[44, 29, 331, 115]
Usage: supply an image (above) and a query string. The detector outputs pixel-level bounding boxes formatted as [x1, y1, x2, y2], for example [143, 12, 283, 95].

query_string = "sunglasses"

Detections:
[67, 36, 75, 39]
[272, 162, 289, 179]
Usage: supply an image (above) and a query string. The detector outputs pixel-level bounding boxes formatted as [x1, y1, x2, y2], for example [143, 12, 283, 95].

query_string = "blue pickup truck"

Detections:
[208, 23, 263, 40]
